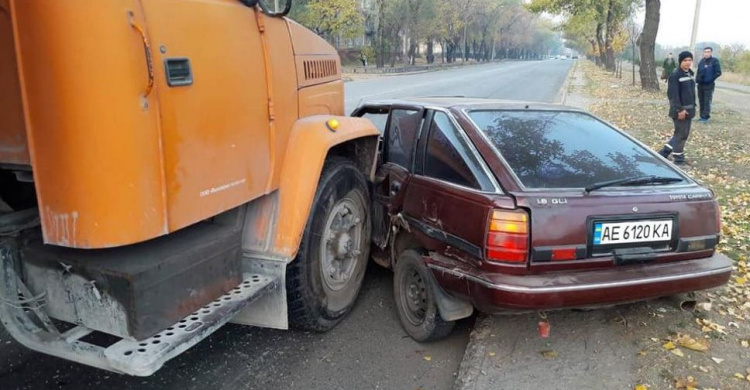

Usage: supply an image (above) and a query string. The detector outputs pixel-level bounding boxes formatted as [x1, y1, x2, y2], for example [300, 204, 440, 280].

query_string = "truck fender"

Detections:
[272, 115, 379, 259]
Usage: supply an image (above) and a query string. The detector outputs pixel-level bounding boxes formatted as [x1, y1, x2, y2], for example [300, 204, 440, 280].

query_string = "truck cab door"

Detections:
[139, 1, 271, 231]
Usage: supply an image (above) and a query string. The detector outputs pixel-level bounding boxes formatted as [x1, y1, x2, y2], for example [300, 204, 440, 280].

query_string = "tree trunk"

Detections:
[604, 0, 616, 71]
[639, 0, 661, 91]
[596, 22, 606, 67]
[376, 0, 385, 68]
[462, 25, 467, 62]
[408, 39, 417, 65]
[588, 39, 599, 65]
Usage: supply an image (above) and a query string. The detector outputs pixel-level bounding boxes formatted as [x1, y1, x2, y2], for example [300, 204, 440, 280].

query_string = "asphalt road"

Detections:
[345, 59, 573, 113]
[0, 59, 573, 390]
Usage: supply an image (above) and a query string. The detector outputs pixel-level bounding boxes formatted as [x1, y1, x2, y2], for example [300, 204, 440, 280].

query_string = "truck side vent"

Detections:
[303, 59, 337, 80]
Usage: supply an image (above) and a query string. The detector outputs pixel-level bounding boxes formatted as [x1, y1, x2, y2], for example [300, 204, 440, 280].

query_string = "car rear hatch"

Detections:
[513, 187, 719, 269]
[465, 108, 721, 270]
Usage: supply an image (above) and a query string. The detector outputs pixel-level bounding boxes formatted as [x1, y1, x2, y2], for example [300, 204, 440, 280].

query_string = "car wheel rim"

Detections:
[401, 266, 428, 326]
[320, 197, 363, 292]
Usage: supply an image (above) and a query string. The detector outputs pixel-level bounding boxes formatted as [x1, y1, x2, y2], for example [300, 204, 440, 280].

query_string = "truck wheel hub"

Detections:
[321, 198, 363, 291]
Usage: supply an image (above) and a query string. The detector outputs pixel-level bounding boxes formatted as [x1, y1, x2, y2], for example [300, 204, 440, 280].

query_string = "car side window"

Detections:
[361, 112, 388, 134]
[386, 109, 422, 169]
[423, 112, 490, 190]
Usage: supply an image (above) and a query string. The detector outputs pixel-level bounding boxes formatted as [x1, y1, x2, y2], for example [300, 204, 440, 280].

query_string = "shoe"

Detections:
[658, 146, 671, 158]
[699, 118, 708, 124]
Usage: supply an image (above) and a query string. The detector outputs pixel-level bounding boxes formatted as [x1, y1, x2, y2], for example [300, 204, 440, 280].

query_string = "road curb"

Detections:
[555, 60, 578, 105]
[453, 314, 493, 390]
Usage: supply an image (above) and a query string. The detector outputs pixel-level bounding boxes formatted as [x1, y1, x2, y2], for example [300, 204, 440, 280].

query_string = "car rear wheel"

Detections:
[394, 250, 455, 342]
[287, 157, 371, 331]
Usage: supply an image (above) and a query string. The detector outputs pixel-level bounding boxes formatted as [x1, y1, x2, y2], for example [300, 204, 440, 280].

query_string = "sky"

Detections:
[651, 0, 750, 48]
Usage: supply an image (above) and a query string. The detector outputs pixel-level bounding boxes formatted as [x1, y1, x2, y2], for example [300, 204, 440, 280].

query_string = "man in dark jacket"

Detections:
[696, 47, 722, 123]
[659, 51, 696, 165]
[662, 52, 676, 82]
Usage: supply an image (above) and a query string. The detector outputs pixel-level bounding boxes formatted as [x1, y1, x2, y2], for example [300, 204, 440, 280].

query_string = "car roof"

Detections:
[359, 97, 586, 113]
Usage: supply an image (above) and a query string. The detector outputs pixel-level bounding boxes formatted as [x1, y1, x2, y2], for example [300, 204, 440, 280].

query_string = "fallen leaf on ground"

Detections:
[663, 341, 676, 350]
[423, 356, 431, 362]
[697, 318, 728, 334]
[743, 340, 750, 348]
[699, 366, 709, 373]
[671, 349, 685, 357]
[712, 357, 725, 364]
[675, 333, 709, 351]
[488, 352, 496, 357]
[697, 301, 713, 312]
[638, 350, 648, 356]
[634, 384, 648, 390]
[733, 373, 745, 380]
[675, 376, 699, 389]
[541, 350, 558, 359]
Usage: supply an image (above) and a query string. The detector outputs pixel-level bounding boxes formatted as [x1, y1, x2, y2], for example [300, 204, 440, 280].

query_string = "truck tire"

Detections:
[394, 250, 455, 342]
[286, 156, 371, 331]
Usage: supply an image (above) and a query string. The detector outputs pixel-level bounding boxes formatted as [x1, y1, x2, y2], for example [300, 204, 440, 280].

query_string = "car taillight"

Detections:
[486, 209, 529, 263]
[714, 202, 722, 233]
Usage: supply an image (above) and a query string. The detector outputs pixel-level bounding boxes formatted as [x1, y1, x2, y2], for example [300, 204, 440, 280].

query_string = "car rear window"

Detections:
[468, 110, 682, 189]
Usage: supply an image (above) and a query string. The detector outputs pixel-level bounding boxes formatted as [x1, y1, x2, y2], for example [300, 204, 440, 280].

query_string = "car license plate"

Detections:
[593, 220, 672, 245]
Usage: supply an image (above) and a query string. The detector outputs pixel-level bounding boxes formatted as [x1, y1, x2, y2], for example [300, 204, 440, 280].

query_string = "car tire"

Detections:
[286, 156, 371, 332]
[394, 250, 455, 342]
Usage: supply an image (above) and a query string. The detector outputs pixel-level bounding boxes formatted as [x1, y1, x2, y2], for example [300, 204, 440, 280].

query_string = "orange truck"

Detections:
[0, 0, 379, 375]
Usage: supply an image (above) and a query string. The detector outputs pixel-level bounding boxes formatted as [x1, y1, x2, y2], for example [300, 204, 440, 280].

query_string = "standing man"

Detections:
[662, 52, 676, 82]
[659, 51, 696, 165]
[696, 47, 722, 123]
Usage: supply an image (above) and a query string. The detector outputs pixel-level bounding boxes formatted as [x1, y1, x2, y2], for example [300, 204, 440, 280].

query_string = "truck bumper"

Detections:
[427, 253, 733, 313]
[1, 234, 279, 376]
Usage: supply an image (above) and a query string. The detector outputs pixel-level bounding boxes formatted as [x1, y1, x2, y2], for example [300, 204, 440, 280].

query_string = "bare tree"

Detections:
[638, 0, 660, 91]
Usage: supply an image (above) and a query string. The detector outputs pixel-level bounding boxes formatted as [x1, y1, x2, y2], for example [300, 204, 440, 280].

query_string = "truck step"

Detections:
[0, 270, 278, 376]
[104, 273, 277, 376]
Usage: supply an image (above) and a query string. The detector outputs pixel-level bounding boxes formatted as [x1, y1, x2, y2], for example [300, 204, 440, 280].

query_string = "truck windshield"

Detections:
[468, 110, 683, 189]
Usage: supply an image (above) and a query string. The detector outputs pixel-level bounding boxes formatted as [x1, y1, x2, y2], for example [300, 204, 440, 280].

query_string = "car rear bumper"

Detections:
[426, 252, 733, 312]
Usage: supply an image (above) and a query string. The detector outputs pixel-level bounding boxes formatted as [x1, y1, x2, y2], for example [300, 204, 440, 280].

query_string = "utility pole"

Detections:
[689, 0, 702, 55]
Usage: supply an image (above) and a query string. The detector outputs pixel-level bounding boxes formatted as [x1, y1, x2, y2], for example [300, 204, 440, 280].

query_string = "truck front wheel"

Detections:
[286, 157, 371, 331]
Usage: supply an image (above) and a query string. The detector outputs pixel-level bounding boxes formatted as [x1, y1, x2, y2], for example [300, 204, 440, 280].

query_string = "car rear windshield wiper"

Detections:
[584, 175, 683, 193]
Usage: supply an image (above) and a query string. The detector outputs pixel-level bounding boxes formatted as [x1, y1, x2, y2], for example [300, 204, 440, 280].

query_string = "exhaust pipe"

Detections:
[667, 293, 697, 311]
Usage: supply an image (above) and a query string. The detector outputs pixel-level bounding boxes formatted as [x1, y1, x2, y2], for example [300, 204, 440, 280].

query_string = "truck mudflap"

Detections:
[0, 239, 279, 376]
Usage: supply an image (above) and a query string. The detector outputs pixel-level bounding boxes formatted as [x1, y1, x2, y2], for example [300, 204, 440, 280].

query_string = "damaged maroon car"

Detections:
[352, 98, 732, 342]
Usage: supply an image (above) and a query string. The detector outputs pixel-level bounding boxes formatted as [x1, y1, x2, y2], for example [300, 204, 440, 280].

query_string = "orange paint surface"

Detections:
[3, 0, 374, 253]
